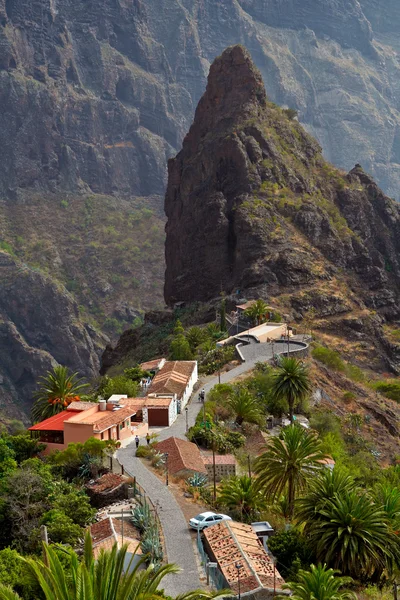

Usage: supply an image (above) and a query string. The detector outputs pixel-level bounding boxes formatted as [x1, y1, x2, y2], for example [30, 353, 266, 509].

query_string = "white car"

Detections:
[189, 511, 232, 530]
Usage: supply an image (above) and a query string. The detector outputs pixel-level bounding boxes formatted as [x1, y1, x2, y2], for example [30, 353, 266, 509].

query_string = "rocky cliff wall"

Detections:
[2, 0, 400, 199]
[164, 46, 400, 336]
[0, 251, 106, 419]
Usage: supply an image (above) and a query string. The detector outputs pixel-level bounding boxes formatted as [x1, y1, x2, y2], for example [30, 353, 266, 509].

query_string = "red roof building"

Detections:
[29, 400, 148, 454]
[155, 437, 207, 477]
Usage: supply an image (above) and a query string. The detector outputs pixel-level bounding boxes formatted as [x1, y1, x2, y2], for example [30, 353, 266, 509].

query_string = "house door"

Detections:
[147, 409, 169, 426]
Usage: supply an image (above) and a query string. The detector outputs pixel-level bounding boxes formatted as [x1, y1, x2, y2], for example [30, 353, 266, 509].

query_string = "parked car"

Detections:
[189, 511, 232, 530]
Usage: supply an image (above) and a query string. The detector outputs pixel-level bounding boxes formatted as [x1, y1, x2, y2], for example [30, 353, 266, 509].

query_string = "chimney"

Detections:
[98, 399, 107, 412]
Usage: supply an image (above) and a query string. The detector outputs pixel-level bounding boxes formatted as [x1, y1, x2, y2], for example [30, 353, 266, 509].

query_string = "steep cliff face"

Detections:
[165, 46, 400, 335]
[0, 251, 106, 419]
[2, 0, 400, 199]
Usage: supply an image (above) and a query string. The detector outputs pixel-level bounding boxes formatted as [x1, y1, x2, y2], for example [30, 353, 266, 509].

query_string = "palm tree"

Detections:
[218, 475, 267, 521]
[296, 467, 355, 524]
[0, 532, 229, 600]
[372, 482, 400, 531]
[254, 425, 327, 519]
[226, 388, 262, 425]
[277, 564, 356, 600]
[299, 489, 397, 579]
[244, 299, 268, 326]
[32, 366, 88, 423]
[271, 357, 311, 423]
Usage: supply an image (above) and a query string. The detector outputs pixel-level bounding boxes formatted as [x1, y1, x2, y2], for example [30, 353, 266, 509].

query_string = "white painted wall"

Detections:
[180, 362, 198, 408]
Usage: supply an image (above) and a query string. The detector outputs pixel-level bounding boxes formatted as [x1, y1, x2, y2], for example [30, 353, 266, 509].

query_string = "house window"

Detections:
[101, 432, 104, 440]
[119, 423, 124, 431]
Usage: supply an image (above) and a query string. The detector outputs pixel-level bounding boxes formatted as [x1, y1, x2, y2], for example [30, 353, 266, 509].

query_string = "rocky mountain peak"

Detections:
[184, 45, 267, 147]
[164, 45, 400, 343]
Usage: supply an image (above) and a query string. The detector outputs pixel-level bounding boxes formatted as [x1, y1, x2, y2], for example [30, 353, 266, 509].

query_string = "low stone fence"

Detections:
[273, 340, 309, 359]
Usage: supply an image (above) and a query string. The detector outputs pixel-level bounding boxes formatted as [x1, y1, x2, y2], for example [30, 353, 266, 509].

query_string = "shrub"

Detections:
[372, 380, 400, 403]
[135, 445, 153, 458]
[131, 503, 152, 532]
[312, 346, 345, 371]
[309, 411, 341, 436]
[268, 528, 314, 580]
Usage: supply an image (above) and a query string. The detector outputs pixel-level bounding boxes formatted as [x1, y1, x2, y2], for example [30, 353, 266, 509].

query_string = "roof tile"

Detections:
[155, 437, 207, 475]
[148, 361, 196, 399]
[203, 520, 284, 594]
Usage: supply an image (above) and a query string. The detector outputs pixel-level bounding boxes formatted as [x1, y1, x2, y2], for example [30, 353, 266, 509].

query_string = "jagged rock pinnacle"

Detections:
[184, 45, 267, 145]
[164, 45, 400, 316]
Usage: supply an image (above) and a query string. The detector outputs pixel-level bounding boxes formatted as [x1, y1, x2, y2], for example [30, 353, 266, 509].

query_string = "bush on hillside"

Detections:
[372, 380, 400, 402]
[312, 346, 345, 371]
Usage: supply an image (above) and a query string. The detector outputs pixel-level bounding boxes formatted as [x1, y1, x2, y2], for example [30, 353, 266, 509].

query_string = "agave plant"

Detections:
[187, 473, 208, 488]
[131, 503, 152, 533]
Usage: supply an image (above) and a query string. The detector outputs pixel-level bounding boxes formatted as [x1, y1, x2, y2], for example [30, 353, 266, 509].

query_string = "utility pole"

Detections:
[164, 453, 169, 486]
[212, 439, 217, 504]
[121, 509, 124, 544]
[247, 454, 251, 478]
[287, 322, 290, 357]
[185, 407, 189, 433]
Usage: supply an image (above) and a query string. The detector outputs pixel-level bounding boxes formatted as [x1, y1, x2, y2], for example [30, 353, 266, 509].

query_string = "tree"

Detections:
[0, 531, 229, 600]
[244, 299, 268, 326]
[32, 366, 88, 423]
[226, 388, 262, 425]
[169, 320, 193, 360]
[99, 375, 139, 399]
[254, 425, 327, 519]
[277, 564, 356, 600]
[296, 467, 355, 525]
[270, 357, 311, 423]
[298, 488, 398, 579]
[218, 475, 267, 522]
[185, 326, 207, 352]
[220, 297, 227, 332]
[268, 528, 314, 580]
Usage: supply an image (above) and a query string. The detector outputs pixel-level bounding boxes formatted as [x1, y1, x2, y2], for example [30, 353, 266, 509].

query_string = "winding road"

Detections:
[117, 340, 307, 595]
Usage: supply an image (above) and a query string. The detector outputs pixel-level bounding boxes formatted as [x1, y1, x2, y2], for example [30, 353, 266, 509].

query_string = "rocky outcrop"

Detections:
[0, 251, 106, 418]
[164, 46, 400, 333]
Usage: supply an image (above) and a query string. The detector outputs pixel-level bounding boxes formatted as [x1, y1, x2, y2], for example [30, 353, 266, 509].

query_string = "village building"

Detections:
[140, 358, 166, 373]
[154, 437, 207, 478]
[89, 516, 142, 567]
[147, 360, 198, 411]
[203, 520, 289, 599]
[143, 394, 177, 427]
[28, 398, 148, 454]
[202, 454, 237, 481]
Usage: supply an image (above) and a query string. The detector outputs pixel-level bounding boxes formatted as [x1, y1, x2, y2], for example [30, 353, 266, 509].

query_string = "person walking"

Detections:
[135, 435, 140, 449]
[146, 432, 151, 445]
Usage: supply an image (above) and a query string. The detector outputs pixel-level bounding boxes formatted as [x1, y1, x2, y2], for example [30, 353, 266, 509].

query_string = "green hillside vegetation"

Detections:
[0, 192, 165, 335]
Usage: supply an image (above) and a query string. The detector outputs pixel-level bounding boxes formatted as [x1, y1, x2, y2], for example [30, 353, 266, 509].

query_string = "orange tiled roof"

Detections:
[78, 406, 137, 432]
[87, 473, 124, 492]
[203, 521, 284, 594]
[145, 396, 174, 407]
[148, 361, 196, 399]
[202, 454, 236, 465]
[89, 517, 142, 558]
[155, 437, 207, 475]
[140, 358, 165, 371]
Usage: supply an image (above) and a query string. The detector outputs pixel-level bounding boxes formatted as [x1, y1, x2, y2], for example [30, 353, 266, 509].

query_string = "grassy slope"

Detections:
[0, 192, 165, 337]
